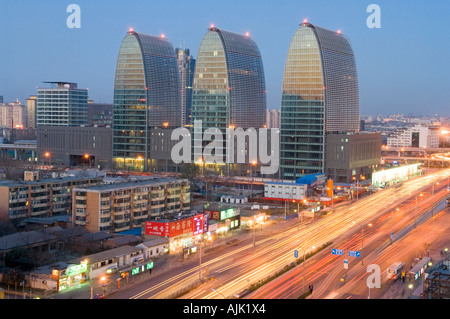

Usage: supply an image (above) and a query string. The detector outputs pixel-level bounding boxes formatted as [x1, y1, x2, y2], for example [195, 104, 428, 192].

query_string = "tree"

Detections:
[180, 163, 200, 181]
[0, 158, 34, 180]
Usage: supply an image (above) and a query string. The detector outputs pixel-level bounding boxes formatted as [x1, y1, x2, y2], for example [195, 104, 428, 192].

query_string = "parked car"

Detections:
[106, 265, 118, 274]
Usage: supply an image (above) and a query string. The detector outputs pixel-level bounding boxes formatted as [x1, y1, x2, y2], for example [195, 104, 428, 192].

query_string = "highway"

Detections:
[107, 168, 450, 299]
[250, 189, 449, 299]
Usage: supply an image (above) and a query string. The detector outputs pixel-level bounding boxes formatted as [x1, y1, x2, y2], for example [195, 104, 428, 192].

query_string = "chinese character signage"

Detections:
[193, 214, 204, 236]
[168, 217, 193, 237]
[145, 214, 208, 238]
[145, 221, 169, 236]
[203, 212, 209, 233]
[206, 208, 238, 221]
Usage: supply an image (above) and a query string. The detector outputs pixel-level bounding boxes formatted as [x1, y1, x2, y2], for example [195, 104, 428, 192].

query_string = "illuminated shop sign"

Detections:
[145, 214, 207, 238]
[131, 262, 154, 276]
[207, 208, 239, 221]
[372, 164, 421, 187]
[60, 263, 87, 277]
[193, 214, 204, 236]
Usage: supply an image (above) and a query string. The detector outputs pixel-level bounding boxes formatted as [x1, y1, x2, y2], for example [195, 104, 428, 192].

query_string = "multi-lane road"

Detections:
[108, 168, 450, 299]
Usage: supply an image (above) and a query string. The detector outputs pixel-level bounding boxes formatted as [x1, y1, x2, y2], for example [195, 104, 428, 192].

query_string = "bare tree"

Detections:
[0, 158, 34, 180]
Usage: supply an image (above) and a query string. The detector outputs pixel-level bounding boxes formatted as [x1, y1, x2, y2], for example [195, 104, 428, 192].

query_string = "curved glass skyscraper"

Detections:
[280, 22, 360, 179]
[192, 26, 266, 129]
[113, 30, 180, 171]
[191, 26, 267, 165]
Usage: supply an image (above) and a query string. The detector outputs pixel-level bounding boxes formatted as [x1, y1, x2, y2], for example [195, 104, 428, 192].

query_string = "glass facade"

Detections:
[37, 83, 88, 127]
[280, 23, 360, 180]
[191, 27, 266, 163]
[176, 48, 196, 127]
[113, 31, 180, 171]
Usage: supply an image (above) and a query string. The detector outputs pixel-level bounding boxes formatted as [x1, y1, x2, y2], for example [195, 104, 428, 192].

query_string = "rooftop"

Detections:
[0, 170, 105, 187]
[0, 231, 58, 251]
[68, 245, 143, 265]
[73, 177, 187, 192]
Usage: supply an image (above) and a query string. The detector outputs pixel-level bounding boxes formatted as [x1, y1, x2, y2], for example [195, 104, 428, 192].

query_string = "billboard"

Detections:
[263, 182, 307, 200]
[145, 214, 207, 238]
[205, 207, 239, 221]
[193, 214, 204, 236]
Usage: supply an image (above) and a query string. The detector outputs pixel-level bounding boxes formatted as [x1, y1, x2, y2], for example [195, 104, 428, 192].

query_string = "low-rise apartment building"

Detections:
[0, 170, 104, 223]
[72, 178, 191, 233]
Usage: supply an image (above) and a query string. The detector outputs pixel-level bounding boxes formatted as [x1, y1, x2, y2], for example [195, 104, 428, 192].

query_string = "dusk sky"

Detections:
[0, 0, 449, 116]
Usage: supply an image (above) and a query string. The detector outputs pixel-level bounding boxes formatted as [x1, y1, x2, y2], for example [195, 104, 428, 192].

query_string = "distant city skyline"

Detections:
[0, 0, 449, 116]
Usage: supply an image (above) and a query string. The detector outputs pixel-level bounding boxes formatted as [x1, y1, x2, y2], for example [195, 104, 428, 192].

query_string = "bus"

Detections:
[386, 261, 405, 281]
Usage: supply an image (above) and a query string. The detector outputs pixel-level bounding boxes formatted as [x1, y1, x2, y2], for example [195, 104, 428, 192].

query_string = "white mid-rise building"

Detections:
[387, 125, 440, 148]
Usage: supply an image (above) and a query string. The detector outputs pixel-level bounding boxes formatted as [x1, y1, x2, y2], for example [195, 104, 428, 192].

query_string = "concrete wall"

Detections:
[37, 126, 112, 169]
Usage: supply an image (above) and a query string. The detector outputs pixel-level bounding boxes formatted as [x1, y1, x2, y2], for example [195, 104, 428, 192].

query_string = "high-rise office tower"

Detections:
[113, 29, 181, 171]
[280, 21, 360, 179]
[26, 95, 37, 129]
[176, 48, 196, 127]
[36, 82, 88, 127]
[191, 25, 267, 164]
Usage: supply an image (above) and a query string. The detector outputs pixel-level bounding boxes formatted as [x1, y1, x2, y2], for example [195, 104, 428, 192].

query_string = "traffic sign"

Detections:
[348, 250, 361, 258]
[344, 259, 348, 269]
[332, 249, 344, 256]
[294, 250, 298, 258]
[390, 232, 394, 240]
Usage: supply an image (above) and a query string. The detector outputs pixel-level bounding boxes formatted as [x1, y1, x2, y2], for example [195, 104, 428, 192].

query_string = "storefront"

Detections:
[145, 213, 209, 254]
[204, 205, 241, 231]
[53, 263, 88, 292]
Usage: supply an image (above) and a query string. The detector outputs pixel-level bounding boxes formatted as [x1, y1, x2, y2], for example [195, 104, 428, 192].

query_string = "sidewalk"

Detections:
[41, 219, 292, 299]
[44, 250, 187, 299]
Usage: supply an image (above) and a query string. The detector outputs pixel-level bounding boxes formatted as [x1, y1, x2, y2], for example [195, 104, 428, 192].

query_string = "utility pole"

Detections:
[253, 222, 256, 250]
[199, 241, 202, 281]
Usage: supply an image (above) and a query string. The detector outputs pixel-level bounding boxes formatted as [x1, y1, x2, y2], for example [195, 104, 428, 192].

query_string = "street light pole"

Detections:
[299, 247, 306, 294]
[199, 240, 202, 281]
[361, 223, 373, 266]
[250, 161, 257, 200]
[431, 183, 439, 217]
[415, 193, 423, 228]
[253, 220, 256, 250]
[415, 195, 417, 228]
[356, 179, 359, 201]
